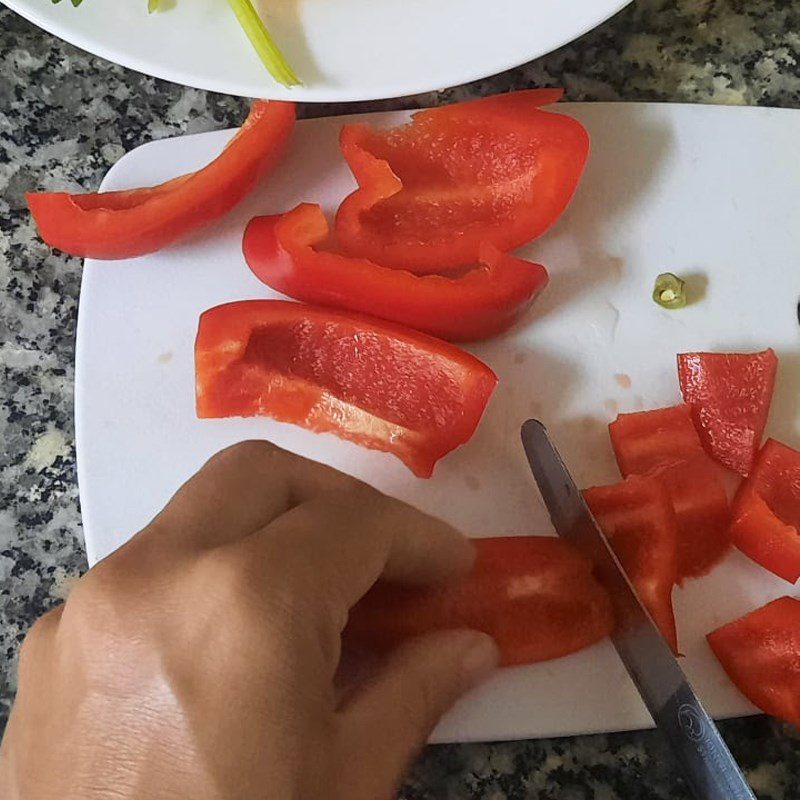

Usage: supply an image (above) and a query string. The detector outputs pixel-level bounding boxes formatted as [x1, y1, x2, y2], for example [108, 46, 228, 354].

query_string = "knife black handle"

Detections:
[653, 685, 755, 799]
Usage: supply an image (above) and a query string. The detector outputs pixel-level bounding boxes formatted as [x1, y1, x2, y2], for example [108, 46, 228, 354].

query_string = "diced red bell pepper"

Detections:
[345, 536, 614, 666]
[609, 404, 706, 476]
[609, 405, 731, 581]
[242, 203, 549, 342]
[195, 300, 497, 478]
[707, 596, 800, 728]
[27, 100, 296, 259]
[334, 89, 589, 273]
[655, 458, 731, 582]
[730, 439, 800, 583]
[584, 476, 679, 653]
[678, 349, 777, 476]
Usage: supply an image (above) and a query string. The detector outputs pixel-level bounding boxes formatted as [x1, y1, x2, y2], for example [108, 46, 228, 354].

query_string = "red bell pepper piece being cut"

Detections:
[195, 300, 497, 478]
[243, 204, 549, 342]
[678, 349, 777, 476]
[346, 536, 614, 666]
[609, 403, 706, 477]
[584, 476, 679, 653]
[609, 405, 731, 581]
[27, 100, 296, 259]
[334, 89, 589, 273]
[730, 438, 800, 583]
[707, 596, 800, 728]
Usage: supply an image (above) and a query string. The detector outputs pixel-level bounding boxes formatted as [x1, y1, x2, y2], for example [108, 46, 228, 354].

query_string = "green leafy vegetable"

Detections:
[226, 0, 300, 88]
[652, 273, 687, 309]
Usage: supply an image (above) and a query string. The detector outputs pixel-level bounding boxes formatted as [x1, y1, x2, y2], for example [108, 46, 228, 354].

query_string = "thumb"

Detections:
[336, 629, 498, 800]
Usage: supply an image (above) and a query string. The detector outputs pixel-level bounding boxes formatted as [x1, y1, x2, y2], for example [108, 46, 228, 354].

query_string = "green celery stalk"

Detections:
[226, 0, 300, 88]
[55, 0, 298, 87]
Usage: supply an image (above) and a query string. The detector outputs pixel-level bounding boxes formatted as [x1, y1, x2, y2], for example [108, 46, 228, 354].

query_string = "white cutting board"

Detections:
[76, 103, 800, 743]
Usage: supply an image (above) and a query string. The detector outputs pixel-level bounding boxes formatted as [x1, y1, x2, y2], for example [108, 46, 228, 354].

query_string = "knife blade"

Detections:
[520, 419, 755, 800]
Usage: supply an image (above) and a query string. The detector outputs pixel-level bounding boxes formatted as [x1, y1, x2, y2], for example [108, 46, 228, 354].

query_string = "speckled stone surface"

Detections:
[2, 0, 800, 795]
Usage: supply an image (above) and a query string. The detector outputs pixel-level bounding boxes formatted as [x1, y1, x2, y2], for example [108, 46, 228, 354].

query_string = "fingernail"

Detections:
[460, 632, 500, 686]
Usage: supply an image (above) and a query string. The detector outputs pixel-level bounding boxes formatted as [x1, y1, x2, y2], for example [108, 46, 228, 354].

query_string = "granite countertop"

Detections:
[2, 1, 800, 796]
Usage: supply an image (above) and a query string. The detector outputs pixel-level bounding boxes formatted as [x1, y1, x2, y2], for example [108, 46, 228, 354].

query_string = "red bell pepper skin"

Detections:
[609, 404, 706, 476]
[584, 476, 679, 653]
[334, 89, 589, 273]
[729, 439, 800, 583]
[27, 100, 296, 259]
[195, 300, 497, 478]
[654, 458, 731, 582]
[242, 204, 549, 342]
[345, 536, 615, 666]
[707, 596, 800, 728]
[678, 349, 777, 476]
[609, 405, 731, 581]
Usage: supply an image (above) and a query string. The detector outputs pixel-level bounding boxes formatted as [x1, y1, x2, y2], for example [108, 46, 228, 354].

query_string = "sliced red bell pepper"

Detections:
[609, 404, 706, 476]
[345, 536, 614, 666]
[707, 596, 800, 728]
[730, 438, 800, 583]
[242, 203, 549, 342]
[195, 300, 497, 478]
[334, 89, 589, 273]
[609, 405, 731, 581]
[654, 458, 731, 582]
[678, 349, 777, 476]
[27, 100, 296, 260]
[583, 476, 679, 653]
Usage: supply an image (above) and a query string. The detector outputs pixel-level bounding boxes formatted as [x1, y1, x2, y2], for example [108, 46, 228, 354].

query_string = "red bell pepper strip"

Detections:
[242, 203, 549, 342]
[729, 438, 800, 583]
[584, 476, 679, 653]
[707, 596, 800, 728]
[27, 100, 296, 260]
[334, 89, 589, 273]
[609, 405, 731, 581]
[195, 300, 497, 478]
[678, 349, 777, 476]
[654, 458, 731, 581]
[609, 403, 706, 476]
[345, 536, 614, 666]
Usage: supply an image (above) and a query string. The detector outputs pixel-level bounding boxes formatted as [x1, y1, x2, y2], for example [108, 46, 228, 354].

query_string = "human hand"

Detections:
[0, 441, 498, 800]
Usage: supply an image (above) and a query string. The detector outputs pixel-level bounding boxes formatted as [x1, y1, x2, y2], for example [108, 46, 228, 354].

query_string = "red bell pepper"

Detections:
[334, 89, 589, 273]
[195, 300, 497, 478]
[609, 405, 731, 581]
[730, 438, 800, 583]
[584, 476, 679, 653]
[345, 536, 614, 666]
[609, 403, 706, 476]
[242, 203, 549, 342]
[27, 100, 296, 260]
[678, 349, 777, 476]
[707, 596, 800, 728]
[655, 458, 731, 581]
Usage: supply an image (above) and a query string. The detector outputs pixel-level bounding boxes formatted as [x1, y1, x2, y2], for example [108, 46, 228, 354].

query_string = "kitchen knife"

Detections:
[520, 419, 755, 800]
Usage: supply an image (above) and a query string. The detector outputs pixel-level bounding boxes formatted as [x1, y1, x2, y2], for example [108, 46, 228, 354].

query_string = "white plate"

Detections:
[76, 102, 800, 743]
[3, 0, 629, 102]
